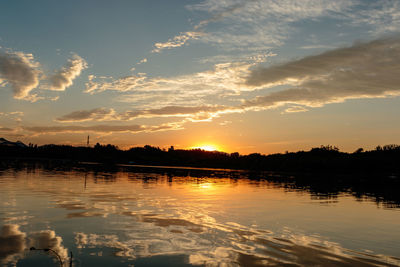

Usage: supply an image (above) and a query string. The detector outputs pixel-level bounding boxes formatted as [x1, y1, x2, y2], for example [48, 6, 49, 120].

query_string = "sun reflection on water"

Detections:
[198, 182, 213, 189]
[0, 168, 400, 266]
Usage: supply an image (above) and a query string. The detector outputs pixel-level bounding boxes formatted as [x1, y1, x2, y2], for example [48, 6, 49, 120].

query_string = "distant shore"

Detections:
[1, 139, 400, 176]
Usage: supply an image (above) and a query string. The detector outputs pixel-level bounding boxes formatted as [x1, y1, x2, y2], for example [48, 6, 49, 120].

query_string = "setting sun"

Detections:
[191, 144, 220, 151]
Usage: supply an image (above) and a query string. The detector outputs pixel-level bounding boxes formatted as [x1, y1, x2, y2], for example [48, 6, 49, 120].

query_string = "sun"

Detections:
[191, 144, 220, 151]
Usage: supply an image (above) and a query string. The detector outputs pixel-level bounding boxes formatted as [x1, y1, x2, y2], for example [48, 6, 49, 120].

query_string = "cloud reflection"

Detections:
[70, 204, 400, 267]
[74, 232, 135, 259]
[2, 168, 400, 266]
[28, 230, 69, 262]
[0, 224, 26, 265]
[0, 224, 69, 266]
[73, 215, 400, 266]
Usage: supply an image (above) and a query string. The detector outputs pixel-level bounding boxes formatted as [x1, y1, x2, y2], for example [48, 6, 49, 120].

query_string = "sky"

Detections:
[1, 0, 400, 154]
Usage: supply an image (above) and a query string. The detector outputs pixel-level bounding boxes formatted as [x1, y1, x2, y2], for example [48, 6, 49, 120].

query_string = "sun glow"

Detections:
[191, 144, 220, 151]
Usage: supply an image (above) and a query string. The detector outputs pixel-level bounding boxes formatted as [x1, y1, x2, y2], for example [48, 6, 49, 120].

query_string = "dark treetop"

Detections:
[1, 138, 399, 175]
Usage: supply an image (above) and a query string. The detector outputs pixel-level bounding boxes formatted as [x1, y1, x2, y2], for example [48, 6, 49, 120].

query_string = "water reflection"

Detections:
[2, 162, 399, 208]
[28, 230, 69, 262]
[0, 224, 68, 266]
[0, 225, 26, 265]
[0, 164, 400, 266]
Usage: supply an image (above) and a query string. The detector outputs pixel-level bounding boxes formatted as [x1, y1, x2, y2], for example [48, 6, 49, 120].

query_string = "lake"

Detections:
[0, 164, 399, 266]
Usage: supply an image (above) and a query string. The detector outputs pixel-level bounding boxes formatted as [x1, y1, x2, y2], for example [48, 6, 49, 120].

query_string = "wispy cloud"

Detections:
[348, 0, 400, 35]
[82, 36, 400, 128]
[152, 32, 204, 53]
[197, 52, 276, 64]
[0, 51, 40, 100]
[85, 73, 147, 94]
[85, 62, 255, 102]
[0, 111, 24, 127]
[137, 58, 147, 64]
[55, 105, 241, 123]
[56, 108, 116, 122]
[0, 127, 15, 132]
[0, 111, 24, 118]
[282, 106, 309, 113]
[23, 124, 145, 134]
[300, 45, 335, 50]
[154, 1, 400, 55]
[153, 0, 356, 53]
[22, 122, 184, 135]
[152, 0, 251, 53]
[83, 61, 261, 114]
[47, 54, 87, 91]
[120, 105, 224, 119]
[244, 37, 400, 110]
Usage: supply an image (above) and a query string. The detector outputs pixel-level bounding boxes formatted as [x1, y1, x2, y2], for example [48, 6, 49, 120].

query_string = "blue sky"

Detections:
[1, 0, 400, 153]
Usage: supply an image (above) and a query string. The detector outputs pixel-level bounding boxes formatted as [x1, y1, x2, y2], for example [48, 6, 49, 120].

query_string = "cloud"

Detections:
[300, 45, 335, 50]
[198, 52, 276, 64]
[243, 37, 400, 109]
[23, 124, 145, 134]
[190, 1, 253, 30]
[219, 120, 232, 126]
[155, 1, 399, 54]
[82, 35, 400, 122]
[137, 58, 147, 64]
[86, 53, 273, 110]
[48, 54, 87, 91]
[103, 0, 400, 66]
[0, 50, 87, 100]
[152, 0, 255, 53]
[152, 1, 252, 53]
[122, 105, 222, 118]
[124, 105, 238, 122]
[69, 37, 400, 125]
[0, 111, 24, 122]
[85, 62, 255, 106]
[194, 0, 400, 52]
[152, 32, 204, 53]
[85, 73, 147, 94]
[189, 0, 353, 22]
[56, 105, 241, 123]
[84, 61, 260, 120]
[0, 127, 14, 132]
[0, 51, 40, 99]
[0, 111, 24, 116]
[184, 0, 355, 51]
[282, 106, 309, 113]
[22, 122, 183, 135]
[348, 1, 400, 35]
[55, 108, 116, 122]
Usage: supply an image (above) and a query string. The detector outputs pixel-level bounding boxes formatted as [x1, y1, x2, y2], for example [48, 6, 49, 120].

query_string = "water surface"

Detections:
[0, 165, 399, 266]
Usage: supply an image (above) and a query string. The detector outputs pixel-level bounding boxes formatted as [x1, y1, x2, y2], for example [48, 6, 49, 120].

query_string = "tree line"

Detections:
[1, 142, 400, 174]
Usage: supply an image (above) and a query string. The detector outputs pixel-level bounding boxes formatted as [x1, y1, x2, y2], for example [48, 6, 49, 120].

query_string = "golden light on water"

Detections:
[199, 182, 213, 189]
